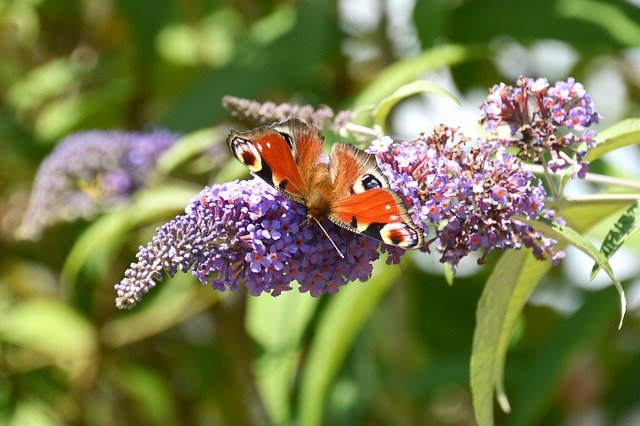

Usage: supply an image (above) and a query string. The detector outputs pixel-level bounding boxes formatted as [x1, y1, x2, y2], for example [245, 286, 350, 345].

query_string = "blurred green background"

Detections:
[2, 0, 640, 425]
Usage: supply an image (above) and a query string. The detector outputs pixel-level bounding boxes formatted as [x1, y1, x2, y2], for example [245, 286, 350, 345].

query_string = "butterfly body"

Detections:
[227, 118, 424, 249]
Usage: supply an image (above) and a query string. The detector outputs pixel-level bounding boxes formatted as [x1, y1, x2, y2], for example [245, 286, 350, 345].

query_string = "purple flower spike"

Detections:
[373, 125, 562, 269]
[115, 178, 397, 309]
[19, 130, 179, 239]
[479, 76, 601, 179]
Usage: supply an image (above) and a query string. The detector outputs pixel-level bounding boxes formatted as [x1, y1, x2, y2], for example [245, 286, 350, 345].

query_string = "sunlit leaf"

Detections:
[557, 0, 640, 47]
[353, 44, 482, 110]
[471, 250, 551, 426]
[584, 118, 640, 163]
[521, 217, 626, 327]
[372, 80, 460, 131]
[509, 286, 621, 426]
[471, 203, 626, 425]
[62, 183, 198, 296]
[590, 200, 640, 278]
[155, 127, 226, 175]
[9, 401, 59, 426]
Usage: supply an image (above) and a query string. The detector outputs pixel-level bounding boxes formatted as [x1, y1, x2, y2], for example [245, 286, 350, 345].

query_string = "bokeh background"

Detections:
[2, 0, 640, 425]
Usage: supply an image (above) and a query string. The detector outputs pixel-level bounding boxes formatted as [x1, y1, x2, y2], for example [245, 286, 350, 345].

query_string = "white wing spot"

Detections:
[385, 204, 391, 210]
[257, 143, 263, 152]
[266, 142, 271, 149]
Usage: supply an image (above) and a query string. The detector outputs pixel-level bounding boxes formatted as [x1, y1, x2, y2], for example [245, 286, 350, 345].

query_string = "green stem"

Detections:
[525, 164, 640, 191]
[547, 193, 640, 209]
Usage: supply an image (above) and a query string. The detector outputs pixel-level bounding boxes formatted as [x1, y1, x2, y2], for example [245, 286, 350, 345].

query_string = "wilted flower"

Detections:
[19, 130, 178, 239]
[479, 76, 600, 178]
[115, 178, 402, 309]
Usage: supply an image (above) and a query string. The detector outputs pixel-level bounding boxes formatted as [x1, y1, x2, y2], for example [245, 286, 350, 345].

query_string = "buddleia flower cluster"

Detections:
[369, 126, 562, 268]
[115, 178, 401, 309]
[115, 76, 599, 308]
[19, 130, 178, 239]
[480, 76, 600, 178]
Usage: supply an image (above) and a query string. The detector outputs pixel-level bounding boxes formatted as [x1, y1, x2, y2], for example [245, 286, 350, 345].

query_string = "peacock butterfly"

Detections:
[226, 117, 424, 250]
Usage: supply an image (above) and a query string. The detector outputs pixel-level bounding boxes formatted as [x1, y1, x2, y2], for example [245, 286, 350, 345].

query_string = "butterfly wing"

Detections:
[226, 117, 324, 204]
[328, 143, 424, 249]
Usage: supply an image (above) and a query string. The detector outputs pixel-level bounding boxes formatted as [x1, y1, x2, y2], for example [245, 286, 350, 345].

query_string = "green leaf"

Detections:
[9, 401, 59, 426]
[353, 44, 482, 110]
[0, 299, 96, 363]
[471, 250, 552, 426]
[247, 292, 319, 425]
[372, 80, 460, 131]
[62, 183, 198, 293]
[584, 118, 640, 163]
[508, 286, 621, 426]
[155, 127, 226, 175]
[557, 0, 640, 47]
[106, 359, 179, 426]
[521, 217, 626, 328]
[102, 273, 220, 347]
[296, 258, 400, 426]
[471, 203, 626, 425]
[590, 200, 640, 278]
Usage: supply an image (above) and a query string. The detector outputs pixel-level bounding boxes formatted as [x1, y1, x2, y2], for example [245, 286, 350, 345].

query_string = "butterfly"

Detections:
[226, 117, 424, 251]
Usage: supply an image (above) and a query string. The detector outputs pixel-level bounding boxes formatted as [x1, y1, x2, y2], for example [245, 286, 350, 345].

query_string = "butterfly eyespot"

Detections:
[362, 174, 383, 190]
[231, 138, 263, 172]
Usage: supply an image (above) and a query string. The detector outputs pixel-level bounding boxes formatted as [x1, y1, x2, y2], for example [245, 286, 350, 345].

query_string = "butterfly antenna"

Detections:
[291, 216, 311, 234]
[313, 218, 344, 259]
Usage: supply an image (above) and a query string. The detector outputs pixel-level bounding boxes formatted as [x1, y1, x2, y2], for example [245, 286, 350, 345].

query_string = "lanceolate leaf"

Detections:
[590, 200, 640, 279]
[584, 118, 640, 163]
[520, 216, 626, 328]
[471, 204, 628, 426]
[471, 250, 551, 426]
[353, 44, 482, 110]
[508, 286, 621, 426]
[296, 258, 398, 426]
[372, 81, 460, 131]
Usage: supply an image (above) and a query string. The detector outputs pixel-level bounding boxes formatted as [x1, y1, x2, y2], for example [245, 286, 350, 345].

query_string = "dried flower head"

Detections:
[19, 130, 178, 239]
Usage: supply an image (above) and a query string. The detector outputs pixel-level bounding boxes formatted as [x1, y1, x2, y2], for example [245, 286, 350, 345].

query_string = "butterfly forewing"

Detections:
[227, 123, 309, 203]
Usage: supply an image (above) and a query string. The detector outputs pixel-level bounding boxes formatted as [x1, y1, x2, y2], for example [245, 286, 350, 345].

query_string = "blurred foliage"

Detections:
[2, 0, 640, 425]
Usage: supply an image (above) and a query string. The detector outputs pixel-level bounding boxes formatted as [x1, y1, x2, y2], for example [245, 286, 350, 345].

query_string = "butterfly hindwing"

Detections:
[328, 143, 424, 249]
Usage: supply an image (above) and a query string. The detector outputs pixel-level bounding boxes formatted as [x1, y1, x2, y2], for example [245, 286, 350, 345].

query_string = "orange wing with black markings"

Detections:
[226, 118, 424, 249]
[328, 143, 423, 249]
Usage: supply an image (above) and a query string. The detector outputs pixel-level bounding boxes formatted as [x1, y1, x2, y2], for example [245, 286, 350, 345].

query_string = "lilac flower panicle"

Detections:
[372, 124, 562, 269]
[19, 130, 178, 239]
[115, 178, 403, 309]
[479, 76, 601, 178]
